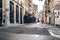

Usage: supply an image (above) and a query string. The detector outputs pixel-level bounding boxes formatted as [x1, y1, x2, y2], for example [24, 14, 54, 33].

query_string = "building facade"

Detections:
[24, 0, 35, 23]
[43, 0, 51, 24]
[44, 0, 60, 25]
[0, 0, 2, 26]
[50, 0, 60, 25]
[0, 0, 39, 26]
[33, 4, 39, 22]
[49, 0, 55, 25]
[0, 0, 24, 26]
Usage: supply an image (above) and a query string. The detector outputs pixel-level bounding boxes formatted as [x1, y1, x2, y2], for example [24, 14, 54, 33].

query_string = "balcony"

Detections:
[28, 0, 32, 3]
[55, 2, 60, 10]
[54, 0, 60, 9]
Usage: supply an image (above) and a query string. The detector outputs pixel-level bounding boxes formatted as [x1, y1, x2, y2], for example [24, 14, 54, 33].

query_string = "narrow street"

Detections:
[0, 0, 60, 40]
[0, 22, 60, 40]
[0, 22, 51, 35]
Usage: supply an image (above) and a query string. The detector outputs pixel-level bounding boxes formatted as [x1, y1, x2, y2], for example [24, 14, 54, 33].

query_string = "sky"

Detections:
[32, 0, 45, 12]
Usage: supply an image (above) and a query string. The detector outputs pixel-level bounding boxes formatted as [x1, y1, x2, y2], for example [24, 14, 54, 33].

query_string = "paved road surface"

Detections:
[0, 27, 50, 35]
[0, 22, 60, 40]
[0, 33, 60, 40]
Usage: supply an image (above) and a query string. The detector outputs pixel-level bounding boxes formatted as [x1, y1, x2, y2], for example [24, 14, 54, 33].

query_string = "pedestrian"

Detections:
[41, 20, 43, 24]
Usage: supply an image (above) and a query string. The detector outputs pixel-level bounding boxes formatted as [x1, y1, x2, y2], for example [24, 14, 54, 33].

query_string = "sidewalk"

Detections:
[40, 23, 54, 29]
[49, 28, 60, 38]
[0, 24, 26, 29]
[0, 22, 40, 28]
[43, 24, 60, 38]
[40, 23, 60, 38]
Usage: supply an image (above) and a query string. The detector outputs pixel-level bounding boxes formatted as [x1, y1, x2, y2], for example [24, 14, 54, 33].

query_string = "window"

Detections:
[58, 11, 60, 15]
[48, 0, 50, 2]
[28, 0, 32, 3]
[28, 3, 31, 7]
[0, 0, 2, 8]
[20, 8, 22, 24]
[16, 5, 19, 23]
[0, 9, 2, 23]
[48, 10, 50, 13]
[0, 0, 2, 24]
[10, 1, 14, 23]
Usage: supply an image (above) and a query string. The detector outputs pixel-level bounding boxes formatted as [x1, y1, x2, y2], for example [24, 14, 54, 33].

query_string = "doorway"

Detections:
[0, 0, 2, 26]
[10, 1, 14, 23]
[49, 17, 51, 24]
[20, 8, 22, 24]
[16, 5, 19, 23]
